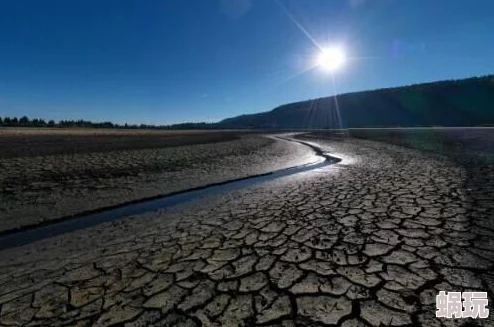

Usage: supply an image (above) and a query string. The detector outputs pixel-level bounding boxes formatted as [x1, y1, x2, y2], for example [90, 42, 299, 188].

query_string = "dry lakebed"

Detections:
[0, 127, 493, 327]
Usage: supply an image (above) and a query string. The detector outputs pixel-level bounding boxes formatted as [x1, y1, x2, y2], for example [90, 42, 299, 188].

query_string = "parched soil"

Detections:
[0, 128, 244, 159]
[0, 129, 315, 232]
[0, 130, 492, 326]
[347, 127, 494, 237]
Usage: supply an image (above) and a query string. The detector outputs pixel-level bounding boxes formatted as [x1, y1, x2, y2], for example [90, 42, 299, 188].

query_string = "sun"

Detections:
[317, 47, 345, 72]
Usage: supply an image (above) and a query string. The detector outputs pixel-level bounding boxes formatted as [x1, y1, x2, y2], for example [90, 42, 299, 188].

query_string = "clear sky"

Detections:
[1, 0, 493, 125]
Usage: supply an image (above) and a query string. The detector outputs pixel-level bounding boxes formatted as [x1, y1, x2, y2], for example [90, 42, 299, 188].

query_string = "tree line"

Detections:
[0, 116, 218, 130]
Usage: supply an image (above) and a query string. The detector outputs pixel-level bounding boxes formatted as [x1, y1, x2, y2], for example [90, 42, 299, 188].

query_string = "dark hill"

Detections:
[218, 75, 494, 129]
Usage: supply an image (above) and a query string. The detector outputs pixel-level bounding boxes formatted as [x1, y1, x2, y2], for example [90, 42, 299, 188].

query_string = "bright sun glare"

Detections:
[317, 47, 345, 72]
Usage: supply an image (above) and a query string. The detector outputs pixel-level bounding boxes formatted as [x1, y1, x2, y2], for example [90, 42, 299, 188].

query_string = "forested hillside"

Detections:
[219, 75, 494, 128]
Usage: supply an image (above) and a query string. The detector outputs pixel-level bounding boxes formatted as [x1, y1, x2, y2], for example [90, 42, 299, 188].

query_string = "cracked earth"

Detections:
[0, 133, 313, 232]
[0, 132, 493, 327]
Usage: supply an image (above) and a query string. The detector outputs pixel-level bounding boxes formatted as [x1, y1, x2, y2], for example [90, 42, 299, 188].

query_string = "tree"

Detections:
[19, 116, 30, 126]
[48, 120, 55, 126]
[0, 117, 3, 126]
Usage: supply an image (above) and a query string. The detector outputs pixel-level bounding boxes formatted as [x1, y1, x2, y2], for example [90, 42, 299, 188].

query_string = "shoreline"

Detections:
[0, 133, 315, 232]
[0, 135, 339, 249]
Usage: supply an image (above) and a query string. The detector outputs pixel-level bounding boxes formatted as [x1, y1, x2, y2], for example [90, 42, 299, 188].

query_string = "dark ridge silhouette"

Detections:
[1, 75, 493, 130]
[218, 75, 494, 129]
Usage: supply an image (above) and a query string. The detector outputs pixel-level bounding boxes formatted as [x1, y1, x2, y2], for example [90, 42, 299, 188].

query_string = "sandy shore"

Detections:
[1, 131, 492, 326]
[0, 130, 315, 232]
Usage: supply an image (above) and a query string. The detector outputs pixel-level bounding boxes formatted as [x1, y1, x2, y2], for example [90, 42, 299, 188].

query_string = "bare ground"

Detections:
[0, 128, 244, 159]
[0, 130, 492, 326]
[0, 129, 315, 232]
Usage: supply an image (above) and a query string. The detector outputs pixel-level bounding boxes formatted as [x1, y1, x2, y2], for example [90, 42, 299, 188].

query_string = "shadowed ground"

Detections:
[0, 130, 493, 326]
[0, 128, 246, 159]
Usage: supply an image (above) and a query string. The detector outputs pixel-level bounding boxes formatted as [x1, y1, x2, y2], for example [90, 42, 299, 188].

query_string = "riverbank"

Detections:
[0, 129, 314, 232]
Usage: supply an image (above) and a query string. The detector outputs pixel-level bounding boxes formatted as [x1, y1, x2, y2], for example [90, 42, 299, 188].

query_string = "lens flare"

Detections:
[317, 47, 345, 71]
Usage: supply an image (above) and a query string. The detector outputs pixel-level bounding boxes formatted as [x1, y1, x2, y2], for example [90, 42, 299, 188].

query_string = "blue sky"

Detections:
[0, 0, 493, 124]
